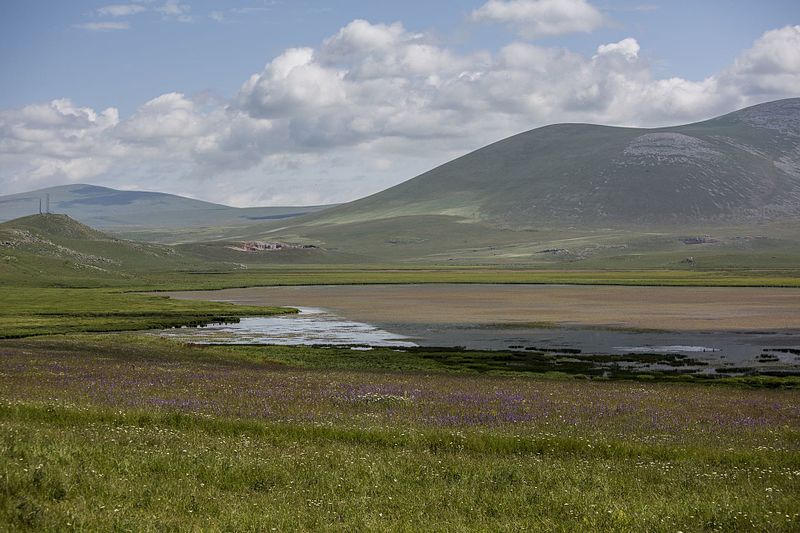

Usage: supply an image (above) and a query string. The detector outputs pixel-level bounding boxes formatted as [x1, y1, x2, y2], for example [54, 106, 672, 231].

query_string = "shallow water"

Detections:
[160, 307, 417, 348]
[160, 306, 800, 372]
[386, 322, 800, 370]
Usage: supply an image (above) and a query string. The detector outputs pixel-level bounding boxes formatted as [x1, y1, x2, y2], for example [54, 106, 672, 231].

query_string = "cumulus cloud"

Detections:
[3, 21, 800, 205]
[471, 0, 605, 39]
[0, 99, 120, 188]
[723, 25, 800, 96]
[595, 37, 640, 61]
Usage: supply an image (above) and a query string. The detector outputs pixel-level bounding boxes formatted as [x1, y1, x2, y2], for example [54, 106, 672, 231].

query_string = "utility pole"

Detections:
[39, 198, 42, 215]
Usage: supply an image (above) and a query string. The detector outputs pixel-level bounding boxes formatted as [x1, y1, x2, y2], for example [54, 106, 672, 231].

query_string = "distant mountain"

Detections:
[0, 184, 333, 237]
[300, 98, 800, 227]
[4, 99, 799, 267]
[253, 98, 800, 266]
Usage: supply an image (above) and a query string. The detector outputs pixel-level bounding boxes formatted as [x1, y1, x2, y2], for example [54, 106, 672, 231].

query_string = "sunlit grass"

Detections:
[0, 288, 294, 339]
[1, 335, 798, 531]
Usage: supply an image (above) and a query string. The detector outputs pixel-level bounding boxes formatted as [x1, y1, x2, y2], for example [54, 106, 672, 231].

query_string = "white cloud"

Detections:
[75, 21, 130, 31]
[595, 38, 640, 61]
[96, 4, 147, 17]
[0, 100, 120, 189]
[116, 93, 209, 141]
[723, 25, 800, 96]
[156, 0, 192, 22]
[3, 22, 800, 206]
[238, 48, 348, 119]
[471, 0, 605, 39]
[83, 1, 193, 27]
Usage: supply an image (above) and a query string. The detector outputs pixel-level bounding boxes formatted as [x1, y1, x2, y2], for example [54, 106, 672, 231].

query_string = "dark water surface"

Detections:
[160, 307, 800, 374]
[382, 321, 800, 372]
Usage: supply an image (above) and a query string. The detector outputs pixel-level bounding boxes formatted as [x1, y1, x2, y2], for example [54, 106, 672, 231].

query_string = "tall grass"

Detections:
[1, 335, 799, 530]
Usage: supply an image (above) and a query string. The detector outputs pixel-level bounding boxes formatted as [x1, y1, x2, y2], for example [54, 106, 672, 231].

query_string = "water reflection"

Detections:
[160, 307, 417, 348]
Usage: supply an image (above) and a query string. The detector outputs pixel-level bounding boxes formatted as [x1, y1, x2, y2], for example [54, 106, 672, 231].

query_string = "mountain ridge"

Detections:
[0, 184, 334, 235]
[244, 98, 800, 265]
[294, 98, 800, 228]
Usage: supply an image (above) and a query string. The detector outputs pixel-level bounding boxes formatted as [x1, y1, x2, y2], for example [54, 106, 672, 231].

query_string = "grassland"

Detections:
[3, 266, 800, 340]
[0, 288, 294, 339]
[1, 335, 799, 531]
[2, 214, 800, 529]
[4, 217, 800, 342]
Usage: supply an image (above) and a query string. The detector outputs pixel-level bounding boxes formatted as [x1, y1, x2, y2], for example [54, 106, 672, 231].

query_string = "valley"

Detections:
[1, 98, 799, 531]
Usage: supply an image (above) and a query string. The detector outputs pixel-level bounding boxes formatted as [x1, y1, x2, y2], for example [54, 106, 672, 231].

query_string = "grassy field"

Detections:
[4, 262, 800, 339]
[0, 335, 798, 531]
[0, 287, 294, 339]
[2, 213, 800, 530]
[152, 266, 800, 289]
[0, 278, 798, 530]
[3, 266, 800, 340]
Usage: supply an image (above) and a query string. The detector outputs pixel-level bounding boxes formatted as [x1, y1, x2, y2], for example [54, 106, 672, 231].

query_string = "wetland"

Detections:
[159, 284, 800, 375]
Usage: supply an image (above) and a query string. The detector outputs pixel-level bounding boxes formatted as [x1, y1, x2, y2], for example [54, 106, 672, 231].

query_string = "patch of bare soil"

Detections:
[160, 284, 800, 331]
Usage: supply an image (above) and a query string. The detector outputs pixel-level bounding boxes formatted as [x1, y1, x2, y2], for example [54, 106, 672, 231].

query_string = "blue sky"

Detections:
[2, 1, 797, 115]
[1, 1, 798, 205]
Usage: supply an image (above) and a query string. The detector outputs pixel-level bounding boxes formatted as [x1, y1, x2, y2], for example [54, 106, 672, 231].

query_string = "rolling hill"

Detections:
[0, 184, 332, 242]
[250, 98, 800, 266]
[0, 213, 358, 287]
[4, 99, 798, 267]
[0, 213, 204, 286]
[299, 98, 800, 227]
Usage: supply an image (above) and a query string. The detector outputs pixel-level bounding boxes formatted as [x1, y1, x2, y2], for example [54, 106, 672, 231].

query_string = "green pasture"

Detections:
[0, 335, 798, 531]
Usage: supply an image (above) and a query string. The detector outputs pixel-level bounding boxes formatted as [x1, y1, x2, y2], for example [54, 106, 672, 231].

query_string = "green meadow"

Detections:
[1, 334, 799, 531]
[1, 214, 800, 530]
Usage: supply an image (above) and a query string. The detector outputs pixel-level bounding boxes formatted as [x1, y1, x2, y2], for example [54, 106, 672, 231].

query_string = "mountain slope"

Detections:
[253, 98, 800, 265]
[299, 98, 800, 227]
[0, 214, 356, 286]
[0, 184, 332, 238]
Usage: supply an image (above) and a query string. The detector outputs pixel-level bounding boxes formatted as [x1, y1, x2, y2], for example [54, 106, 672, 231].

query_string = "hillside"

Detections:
[0, 184, 332, 242]
[5, 100, 798, 268]
[299, 98, 800, 227]
[0, 213, 204, 286]
[250, 98, 800, 266]
[0, 213, 360, 286]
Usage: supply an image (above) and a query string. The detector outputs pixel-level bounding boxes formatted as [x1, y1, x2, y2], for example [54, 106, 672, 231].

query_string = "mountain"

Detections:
[299, 98, 800, 227]
[4, 99, 798, 267]
[0, 184, 332, 242]
[252, 98, 800, 266]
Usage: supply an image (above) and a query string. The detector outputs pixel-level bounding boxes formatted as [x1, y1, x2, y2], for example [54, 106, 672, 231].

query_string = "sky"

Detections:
[1, 0, 798, 207]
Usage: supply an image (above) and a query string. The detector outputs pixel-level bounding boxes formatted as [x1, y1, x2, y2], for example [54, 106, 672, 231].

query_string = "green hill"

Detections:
[0, 213, 354, 286]
[5, 100, 798, 267]
[0, 213, 204, 286]
[249, 98, 800, 266]
[300, 98, 800, 227]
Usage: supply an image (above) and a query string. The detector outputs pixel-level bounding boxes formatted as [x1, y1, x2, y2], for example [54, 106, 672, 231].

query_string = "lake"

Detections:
[156, 284, 800, 374]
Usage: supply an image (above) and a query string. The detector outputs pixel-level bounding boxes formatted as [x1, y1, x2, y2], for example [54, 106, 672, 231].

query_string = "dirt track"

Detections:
[160, 284, 800, 331]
